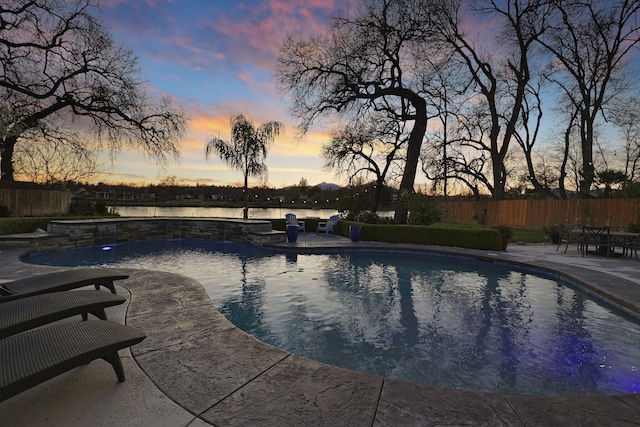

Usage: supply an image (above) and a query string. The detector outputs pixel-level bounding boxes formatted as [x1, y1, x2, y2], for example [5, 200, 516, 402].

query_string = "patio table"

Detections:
[578, 226, 639, 259]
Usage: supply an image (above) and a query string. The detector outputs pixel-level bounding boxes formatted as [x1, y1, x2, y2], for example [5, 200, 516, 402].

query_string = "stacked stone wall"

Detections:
[39, 218, 284, 251]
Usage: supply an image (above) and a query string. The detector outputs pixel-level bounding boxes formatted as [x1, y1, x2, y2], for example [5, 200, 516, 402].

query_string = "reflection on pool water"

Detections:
[23, 239, 640, 396]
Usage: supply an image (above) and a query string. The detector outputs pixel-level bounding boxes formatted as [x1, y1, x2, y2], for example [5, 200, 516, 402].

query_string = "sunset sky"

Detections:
[99, 0, 356, 188]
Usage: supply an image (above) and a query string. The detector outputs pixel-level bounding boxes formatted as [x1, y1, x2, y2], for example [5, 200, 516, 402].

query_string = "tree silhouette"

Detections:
[276, 0, 436, 222]
[537, 0, 640, 197]
[0, 0, 187, 182]
[205, 113, 282, 219]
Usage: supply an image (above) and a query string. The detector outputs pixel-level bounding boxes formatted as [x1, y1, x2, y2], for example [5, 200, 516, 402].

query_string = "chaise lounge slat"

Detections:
[0, 320, 146, 402]
[0, 291, 127, 338]
[0, 269, 128, 302]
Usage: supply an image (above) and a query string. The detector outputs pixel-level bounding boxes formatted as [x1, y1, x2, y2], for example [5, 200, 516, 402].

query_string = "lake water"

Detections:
[112, 206, 341, 219]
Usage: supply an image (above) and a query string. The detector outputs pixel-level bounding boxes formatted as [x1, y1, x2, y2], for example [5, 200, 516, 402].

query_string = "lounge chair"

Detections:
[0, 320, 146, 402]
[0, 269, 128, 302]
[285, 213, 306, 233]
[0, 290, 127, 337]
[317, 215, 339, 235]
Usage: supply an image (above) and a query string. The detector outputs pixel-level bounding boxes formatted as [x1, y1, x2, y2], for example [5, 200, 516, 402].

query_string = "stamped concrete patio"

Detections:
[0, 234, 639, 426]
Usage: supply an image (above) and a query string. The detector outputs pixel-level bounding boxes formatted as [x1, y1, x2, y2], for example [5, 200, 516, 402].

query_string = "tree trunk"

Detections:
[579, 116, 595, 198]
[522, 142, 554, 197]
[0, 136, 16, 182]
[394, 100, 427, 224]
[372, 177, 384, 213]
[243, 174, 249, 219]
[558, 109, 579, 200]
[491, 151, 505, 200]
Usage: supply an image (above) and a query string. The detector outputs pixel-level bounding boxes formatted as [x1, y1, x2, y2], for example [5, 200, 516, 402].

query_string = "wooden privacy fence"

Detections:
[439, 199, 640, 230]
[0, 188, 71, 216]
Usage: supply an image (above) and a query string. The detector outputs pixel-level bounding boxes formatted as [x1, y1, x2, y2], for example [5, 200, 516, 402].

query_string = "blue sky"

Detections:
[97, 1, 636, 191]
[99, 0, 353, 188]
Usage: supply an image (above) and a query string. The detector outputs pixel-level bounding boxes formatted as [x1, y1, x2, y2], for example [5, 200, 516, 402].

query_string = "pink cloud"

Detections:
[204, 0, 357, 70]
[94, 1, 361, 186]
[236, 72, 253, 84]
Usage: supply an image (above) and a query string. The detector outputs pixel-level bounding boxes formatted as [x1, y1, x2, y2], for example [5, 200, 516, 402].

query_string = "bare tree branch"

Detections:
[0, 0, 187, 181]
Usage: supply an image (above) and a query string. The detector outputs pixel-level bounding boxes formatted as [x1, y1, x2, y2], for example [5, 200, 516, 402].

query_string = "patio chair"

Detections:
[613, 232, 640, 261]
[556, 224, 583, 253]
[0, 320, 146, 402]
[0, 269, 128, 302]
[317, 215, 339, 235]
[0, 290, 127, 337]
[285, 213, 305, 233]
[582, 225, 611, 258]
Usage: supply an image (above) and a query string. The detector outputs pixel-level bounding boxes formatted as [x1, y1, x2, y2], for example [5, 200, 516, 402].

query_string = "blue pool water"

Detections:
[23, 239, 640, 396]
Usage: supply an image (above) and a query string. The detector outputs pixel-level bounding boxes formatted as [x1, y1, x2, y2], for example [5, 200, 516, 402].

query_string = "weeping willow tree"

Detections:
[205, 113, 283, 219]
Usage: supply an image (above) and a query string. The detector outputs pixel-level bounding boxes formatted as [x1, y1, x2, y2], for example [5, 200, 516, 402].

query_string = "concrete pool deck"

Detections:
[1, 235, 639, 426]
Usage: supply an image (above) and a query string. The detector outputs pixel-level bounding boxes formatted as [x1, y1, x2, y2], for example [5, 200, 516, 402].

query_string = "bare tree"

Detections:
[609, 95, 640, 184]
[13, 134, 103, 185]
[512, 78, 551, 196]
[0, 0, 187, 182]
[419, 55, 470, 198]
[532, 154, 560, 192]
[552, 103, 582, 198]
[276, 0, 439, 223]
[422, 101, 491, 200]
[428, 0, 552, 200]
[536, 0, 640, 197]
[324, 114, 406, 212]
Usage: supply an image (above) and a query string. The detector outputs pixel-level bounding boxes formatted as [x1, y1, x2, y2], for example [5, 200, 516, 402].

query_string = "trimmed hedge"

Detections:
[335, 220, 502, 251]
[270, 218, 502, 251]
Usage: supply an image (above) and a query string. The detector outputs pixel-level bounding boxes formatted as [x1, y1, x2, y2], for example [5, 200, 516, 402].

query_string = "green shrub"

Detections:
[69, 199, 108, 216]
[95, 200, 109, 215]
[69, 199, 98, 216]
[337, 187, 372, 220]
[352, 211, 397, 224]
[405, 193, 442, 226]
[541, 223, 561, 237]
[354, 211, 383, 224]
[0, 218, 52, 235]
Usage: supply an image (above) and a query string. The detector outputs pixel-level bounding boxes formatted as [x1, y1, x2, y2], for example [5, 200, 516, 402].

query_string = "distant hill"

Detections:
[315, 182, 342, 191]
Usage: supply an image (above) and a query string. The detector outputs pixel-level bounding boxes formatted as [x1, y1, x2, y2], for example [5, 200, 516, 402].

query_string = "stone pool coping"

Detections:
[116, 240, 640, 426]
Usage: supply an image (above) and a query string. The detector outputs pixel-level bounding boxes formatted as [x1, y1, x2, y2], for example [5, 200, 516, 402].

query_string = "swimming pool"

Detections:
[23, 239, 640, 396]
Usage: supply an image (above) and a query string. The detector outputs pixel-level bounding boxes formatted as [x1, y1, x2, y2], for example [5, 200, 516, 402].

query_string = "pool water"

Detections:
[23, 239, 640, 396]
